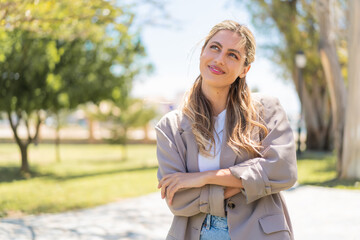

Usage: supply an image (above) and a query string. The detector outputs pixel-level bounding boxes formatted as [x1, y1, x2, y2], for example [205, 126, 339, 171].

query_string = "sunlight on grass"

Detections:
[1, 144, 359, 218]
[0, 143, 159, 217]
[297, 151, 360, 190]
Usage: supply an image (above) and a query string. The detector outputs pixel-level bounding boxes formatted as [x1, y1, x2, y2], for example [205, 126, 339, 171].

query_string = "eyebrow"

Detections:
[211, 41, 242, 57]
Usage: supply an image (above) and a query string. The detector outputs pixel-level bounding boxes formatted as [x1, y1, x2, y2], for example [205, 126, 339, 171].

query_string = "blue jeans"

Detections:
[200, 214, 231, 240]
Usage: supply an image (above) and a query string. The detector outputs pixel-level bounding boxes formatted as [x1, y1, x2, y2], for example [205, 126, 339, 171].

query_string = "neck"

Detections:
[201, 84, 229, 116]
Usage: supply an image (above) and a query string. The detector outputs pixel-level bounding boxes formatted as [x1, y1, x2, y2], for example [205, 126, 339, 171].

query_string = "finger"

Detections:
[161, 185, 167, 199]
[159, 174, 174, 188]
[167, 186, 174, 205]
[160, 178, 172, 198]
[164, 183, 173, 204]
[158, 177, 165, 189]
[166, 183, 179, 205]
[159, 175, 171, 189]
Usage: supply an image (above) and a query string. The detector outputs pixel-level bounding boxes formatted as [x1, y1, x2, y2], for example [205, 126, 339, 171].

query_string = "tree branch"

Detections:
[24, 113, 32, 143]
[7, 110, 23, 147]
[33, 111, 42, 143]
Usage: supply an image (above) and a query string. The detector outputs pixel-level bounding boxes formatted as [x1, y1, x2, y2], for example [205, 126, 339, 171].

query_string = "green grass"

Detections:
[0, 143, 159, 218]
[297, 151, 360, 190]
[1, 144, 359, 218]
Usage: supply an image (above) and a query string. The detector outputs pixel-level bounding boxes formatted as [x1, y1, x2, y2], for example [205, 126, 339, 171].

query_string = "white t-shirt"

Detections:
[198, 109, 226, 172]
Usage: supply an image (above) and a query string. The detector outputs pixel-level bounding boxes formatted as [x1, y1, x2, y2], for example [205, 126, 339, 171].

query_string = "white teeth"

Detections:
[210, 66, 223, 73]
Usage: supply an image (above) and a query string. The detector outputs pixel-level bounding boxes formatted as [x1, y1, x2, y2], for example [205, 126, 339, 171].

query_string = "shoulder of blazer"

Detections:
[250, 92, 285, 142]
[156, 109, 192, 134]
[251, 92, 280, 108]
[251, 92, 283, 119]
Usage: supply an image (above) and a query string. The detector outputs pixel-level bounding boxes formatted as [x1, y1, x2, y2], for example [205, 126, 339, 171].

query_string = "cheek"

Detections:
[199, 54, 209, 70]
[200, 52, 210, 63]
[232, 64, 245, 77]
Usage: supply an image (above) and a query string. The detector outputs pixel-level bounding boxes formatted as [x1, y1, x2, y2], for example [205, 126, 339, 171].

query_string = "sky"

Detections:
[131, 0, 300, 120]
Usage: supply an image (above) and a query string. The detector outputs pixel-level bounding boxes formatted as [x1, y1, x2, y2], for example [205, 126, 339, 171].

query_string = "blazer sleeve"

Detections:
[229, 96, 298, 204]
[156, 113, 226, 218]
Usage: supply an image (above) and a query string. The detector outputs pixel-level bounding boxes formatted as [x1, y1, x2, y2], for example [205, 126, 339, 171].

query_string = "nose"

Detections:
[214, 52, 225, 66]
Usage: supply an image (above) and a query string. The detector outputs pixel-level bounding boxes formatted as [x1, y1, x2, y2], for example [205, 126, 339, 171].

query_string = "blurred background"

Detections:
[0, 0, 359, 231]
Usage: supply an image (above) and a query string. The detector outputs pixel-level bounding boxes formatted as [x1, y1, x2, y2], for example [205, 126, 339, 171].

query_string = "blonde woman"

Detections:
[156, 20, 297, 240]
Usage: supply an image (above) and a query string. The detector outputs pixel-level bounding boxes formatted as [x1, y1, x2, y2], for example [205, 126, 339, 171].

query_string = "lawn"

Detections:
[0, 144, 359, 218]
[296, 151, 360, 190]
[0, 143, 159, 218]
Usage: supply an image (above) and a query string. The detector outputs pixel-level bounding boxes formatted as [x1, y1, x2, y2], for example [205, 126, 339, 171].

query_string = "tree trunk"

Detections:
[303, 82, 333, 150]
[88, 117, 95, 143]
[55, 113, 61, 163]
[19, 143, 30, 174]
[121, 128, 128, 161]
[34, 122, 41, 146]
[244, 0, 335, 151]
[7, 110, 42, 174]
[7, 111, 29, 174]
[292, 70, 333, 151]
[341, 0, 360, 179]
[316, 0, 347, 176]
[269, 0, 334, 151]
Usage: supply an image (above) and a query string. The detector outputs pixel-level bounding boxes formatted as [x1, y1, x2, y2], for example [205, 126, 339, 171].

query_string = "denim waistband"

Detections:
[202, 214, 229, 231]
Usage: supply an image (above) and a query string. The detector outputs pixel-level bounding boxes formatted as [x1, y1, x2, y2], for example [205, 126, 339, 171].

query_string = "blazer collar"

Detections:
[179, 113, 238, 171]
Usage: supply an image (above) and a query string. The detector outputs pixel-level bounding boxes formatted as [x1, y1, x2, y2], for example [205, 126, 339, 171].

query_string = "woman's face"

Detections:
[199, 30, 250, 91]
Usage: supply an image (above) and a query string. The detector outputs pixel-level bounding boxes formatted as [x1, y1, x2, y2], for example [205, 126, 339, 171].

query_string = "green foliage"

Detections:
[0, 0, 152, 113]
[240, 0, 348, 90]
[241, 0, 326, 88]
[0, 0, 126, 41]
[237, 0, 351, 151]
[0, 0, 153, 172]
[0, 143, 158, 217]
[0, 31, 54, 113]
[96, 98, 158, 145]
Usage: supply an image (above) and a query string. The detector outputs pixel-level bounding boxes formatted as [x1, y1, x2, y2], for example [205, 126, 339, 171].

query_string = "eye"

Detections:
[229, 52, 239, 60]
[210, 45, 220, 51]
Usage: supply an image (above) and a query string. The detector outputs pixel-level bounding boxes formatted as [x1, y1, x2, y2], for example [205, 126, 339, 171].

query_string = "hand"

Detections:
[158, 172, 208, 205]
[224, 187, 242, 199]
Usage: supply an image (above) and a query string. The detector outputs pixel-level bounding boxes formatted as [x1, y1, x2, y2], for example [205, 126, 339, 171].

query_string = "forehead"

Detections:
[208, 30, 246, 52]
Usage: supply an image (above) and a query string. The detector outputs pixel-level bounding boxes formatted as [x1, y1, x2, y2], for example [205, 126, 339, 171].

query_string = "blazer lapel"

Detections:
[180, 116, 199, 173]
[179, 113, 239, 171]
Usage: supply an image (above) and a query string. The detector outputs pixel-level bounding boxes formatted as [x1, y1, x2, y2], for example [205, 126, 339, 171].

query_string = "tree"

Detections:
[316, 0, 347, 175]
[0, 0, 124, 41]
[45, 109, 71, 163]
[341, 0, 360, 179]
[240, 0, 335, 151]
[97, 98, 158, 160]
[0, 31, 56, 174]
[0, 1, 150, 174]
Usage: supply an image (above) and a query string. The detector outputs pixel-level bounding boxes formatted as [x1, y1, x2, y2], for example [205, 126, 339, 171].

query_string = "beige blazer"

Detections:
[156, 93, 298, 240]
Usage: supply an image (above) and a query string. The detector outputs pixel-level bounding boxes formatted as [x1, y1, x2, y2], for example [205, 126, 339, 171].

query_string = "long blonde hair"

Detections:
[182, 20, 268, 157]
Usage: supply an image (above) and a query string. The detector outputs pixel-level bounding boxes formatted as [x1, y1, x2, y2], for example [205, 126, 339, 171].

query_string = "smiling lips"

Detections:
[208, 65, 225, 75]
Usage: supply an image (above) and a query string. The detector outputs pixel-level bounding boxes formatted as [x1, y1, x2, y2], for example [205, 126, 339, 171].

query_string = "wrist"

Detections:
[205, 169, 244, 188]
[205, 169, 227, 185]
[203, 170, 216, 185]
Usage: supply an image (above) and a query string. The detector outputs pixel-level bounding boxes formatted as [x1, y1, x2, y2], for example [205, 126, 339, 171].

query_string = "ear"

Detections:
[239, 64, 251, 78]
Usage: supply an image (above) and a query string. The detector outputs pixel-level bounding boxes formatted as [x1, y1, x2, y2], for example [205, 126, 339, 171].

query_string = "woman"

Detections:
[156, 20, 297, 240]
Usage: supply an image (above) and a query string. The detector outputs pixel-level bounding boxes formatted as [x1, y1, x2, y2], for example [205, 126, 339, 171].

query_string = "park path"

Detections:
[0, 185, 360, 240]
